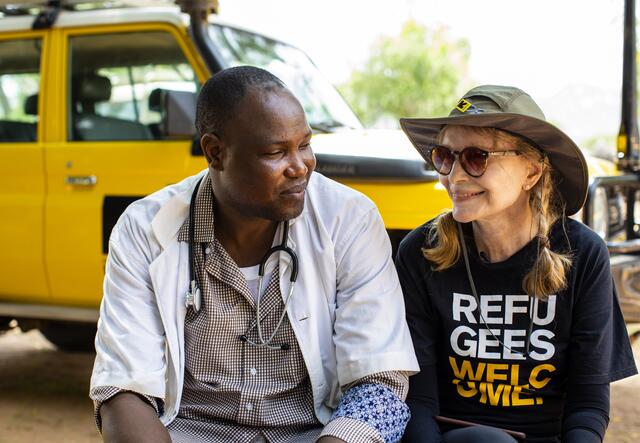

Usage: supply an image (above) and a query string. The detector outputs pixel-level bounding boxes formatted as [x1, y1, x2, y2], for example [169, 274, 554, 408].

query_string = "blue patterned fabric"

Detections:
[331, 383, 410, 443]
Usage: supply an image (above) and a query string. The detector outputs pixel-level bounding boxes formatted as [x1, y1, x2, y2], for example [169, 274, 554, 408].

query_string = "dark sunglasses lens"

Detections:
[431, 146, 454, 174]
[460, 147, 488, 177]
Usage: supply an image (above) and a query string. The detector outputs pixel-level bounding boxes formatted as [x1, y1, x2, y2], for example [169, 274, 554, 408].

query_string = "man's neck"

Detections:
[213, 206, 279, 268]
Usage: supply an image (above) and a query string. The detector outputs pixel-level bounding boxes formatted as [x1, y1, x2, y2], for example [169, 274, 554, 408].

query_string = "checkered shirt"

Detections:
[91, 174, 409, 442]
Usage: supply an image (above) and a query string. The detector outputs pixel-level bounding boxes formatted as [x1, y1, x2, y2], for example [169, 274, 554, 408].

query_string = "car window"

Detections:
[67, 30, 199, 141]
[209, 24, 362, 131]
[0, 38, 41, 143]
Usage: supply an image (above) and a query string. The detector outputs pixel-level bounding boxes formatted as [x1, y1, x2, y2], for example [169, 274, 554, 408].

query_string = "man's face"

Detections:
[208, 87, 316, 222]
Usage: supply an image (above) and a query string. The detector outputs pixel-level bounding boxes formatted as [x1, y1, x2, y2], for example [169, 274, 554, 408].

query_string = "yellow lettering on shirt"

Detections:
[502, 383, 512, 406]
[510, 364, 520, 387]
[529, 364, 556, 389]
[486, 363, 509, 383]
[453, 379, 478, 397]
[449, 356, 486, 380]
[511, 384, 535, 406]
[448, 357, 553, 407]
[486, 382, 506, 406]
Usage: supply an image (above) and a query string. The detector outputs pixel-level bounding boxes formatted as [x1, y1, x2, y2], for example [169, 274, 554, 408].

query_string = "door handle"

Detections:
[65, 175, 97, 186]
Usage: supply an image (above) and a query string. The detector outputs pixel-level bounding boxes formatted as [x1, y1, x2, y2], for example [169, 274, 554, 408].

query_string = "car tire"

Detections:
[39, 321, 97, 353]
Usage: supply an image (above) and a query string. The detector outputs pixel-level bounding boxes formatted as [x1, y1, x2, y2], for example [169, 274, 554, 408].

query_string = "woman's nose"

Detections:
[448, 156, 469, 182]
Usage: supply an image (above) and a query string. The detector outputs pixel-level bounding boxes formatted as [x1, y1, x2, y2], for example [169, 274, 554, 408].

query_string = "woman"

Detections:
[396, 85, 637, 443]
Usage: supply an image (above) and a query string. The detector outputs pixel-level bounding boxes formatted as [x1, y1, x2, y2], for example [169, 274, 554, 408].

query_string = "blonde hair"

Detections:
[423, 126, 572, 299]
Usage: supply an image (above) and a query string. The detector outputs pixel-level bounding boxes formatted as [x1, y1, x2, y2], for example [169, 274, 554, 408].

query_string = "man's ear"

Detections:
[201, 133, 225, 171]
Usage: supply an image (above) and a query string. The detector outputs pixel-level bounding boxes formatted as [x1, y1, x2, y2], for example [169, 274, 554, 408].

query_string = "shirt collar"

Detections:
[177, 173, 215, 243]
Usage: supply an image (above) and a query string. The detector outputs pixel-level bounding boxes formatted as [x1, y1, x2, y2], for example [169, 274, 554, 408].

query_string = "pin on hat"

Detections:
[400, 85, 588, 216]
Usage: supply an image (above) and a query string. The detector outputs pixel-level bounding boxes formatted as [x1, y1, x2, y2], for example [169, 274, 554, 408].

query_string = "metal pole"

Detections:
[174, 0, 224, 76]
[618, 0, 639, 171]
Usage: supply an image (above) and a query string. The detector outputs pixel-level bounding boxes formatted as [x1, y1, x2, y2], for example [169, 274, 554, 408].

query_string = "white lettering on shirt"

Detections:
[504, 295, 530, 325]
[449, 293, 557, 362]
[533, 296, 557, 326]
[450, 325, 477, 357]
[502, 329, 527, 361]
[453, 293, 478, 324]
[480, 295, 503, 324]
[529, 329, 556, 361]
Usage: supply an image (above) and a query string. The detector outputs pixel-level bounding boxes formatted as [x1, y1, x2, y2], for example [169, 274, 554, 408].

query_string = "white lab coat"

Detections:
[90, 170, 419, 425]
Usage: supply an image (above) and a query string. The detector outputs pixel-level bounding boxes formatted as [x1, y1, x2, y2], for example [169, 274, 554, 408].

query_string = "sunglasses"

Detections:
[428, 145, 522, 177]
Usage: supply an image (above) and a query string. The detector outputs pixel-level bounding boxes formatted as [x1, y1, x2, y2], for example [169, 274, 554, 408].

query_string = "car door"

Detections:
[0, 31, 49, 304]
[44, 23, 207, 307]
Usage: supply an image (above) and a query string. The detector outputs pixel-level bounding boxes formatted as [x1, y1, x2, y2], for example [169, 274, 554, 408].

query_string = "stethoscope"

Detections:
[184, 176, 299, 350]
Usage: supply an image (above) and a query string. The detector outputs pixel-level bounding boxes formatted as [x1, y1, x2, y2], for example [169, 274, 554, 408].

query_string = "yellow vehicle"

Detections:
[0, 0, 637, 350]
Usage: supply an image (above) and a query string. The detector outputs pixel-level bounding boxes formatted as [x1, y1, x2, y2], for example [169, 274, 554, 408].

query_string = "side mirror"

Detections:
[150, 89, 197, 138]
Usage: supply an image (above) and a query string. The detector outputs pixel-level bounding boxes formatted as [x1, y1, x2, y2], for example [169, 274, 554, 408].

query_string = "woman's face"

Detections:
[439, 125, 541, 224]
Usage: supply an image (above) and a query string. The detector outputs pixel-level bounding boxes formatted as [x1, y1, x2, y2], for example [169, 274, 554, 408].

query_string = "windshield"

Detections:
[208, 24, 362, 131]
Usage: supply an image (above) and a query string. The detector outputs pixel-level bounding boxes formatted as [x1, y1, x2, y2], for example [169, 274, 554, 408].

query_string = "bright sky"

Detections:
[218, 0, 626, 145]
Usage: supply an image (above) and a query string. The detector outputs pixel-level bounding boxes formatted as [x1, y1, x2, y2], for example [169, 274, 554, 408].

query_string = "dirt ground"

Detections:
[0, 328, 638, 443]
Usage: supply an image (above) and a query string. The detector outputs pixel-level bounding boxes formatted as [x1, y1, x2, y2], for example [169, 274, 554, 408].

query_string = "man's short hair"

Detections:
[196, 66, 286, 137]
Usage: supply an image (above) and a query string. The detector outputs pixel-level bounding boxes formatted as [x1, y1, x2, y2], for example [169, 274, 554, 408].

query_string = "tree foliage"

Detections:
[340, 20, 470, 127]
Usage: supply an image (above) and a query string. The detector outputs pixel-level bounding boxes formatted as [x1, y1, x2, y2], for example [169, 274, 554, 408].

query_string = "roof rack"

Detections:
[0, 0, 178, 17]
[0, 1, 218, 33]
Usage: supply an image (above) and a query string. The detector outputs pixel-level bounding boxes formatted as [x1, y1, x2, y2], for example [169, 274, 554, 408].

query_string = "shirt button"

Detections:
[205, 247, 211, 255]
[250, 367, 257, 376]
[245, 403, 253, 411]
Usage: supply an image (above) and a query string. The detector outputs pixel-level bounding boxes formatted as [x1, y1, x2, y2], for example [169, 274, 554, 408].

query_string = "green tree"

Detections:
[340, 20, 470, 127]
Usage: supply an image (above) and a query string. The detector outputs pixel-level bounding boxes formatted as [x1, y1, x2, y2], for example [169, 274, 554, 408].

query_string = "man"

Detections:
[90, 66, 418, 443]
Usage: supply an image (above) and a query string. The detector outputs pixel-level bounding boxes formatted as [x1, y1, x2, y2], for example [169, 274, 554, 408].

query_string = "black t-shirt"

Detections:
[397, 218, 637, 441]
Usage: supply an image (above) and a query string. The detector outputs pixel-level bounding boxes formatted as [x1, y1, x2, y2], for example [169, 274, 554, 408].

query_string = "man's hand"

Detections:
[101, 392, 171, 443]
[317, 437, 347, 443]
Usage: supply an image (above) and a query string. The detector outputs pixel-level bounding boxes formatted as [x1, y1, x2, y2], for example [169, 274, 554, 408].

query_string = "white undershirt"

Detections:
[239, 257, 277, 303]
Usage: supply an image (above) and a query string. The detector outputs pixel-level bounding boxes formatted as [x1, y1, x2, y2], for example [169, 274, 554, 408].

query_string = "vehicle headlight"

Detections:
[591, 187, 609, 239]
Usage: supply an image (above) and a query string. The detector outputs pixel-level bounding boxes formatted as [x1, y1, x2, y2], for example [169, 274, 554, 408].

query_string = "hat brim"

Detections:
[399, 113, 588, 216]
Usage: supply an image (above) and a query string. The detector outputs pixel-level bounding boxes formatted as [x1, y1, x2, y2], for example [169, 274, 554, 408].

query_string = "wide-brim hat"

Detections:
[399, 85, 588, 216]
